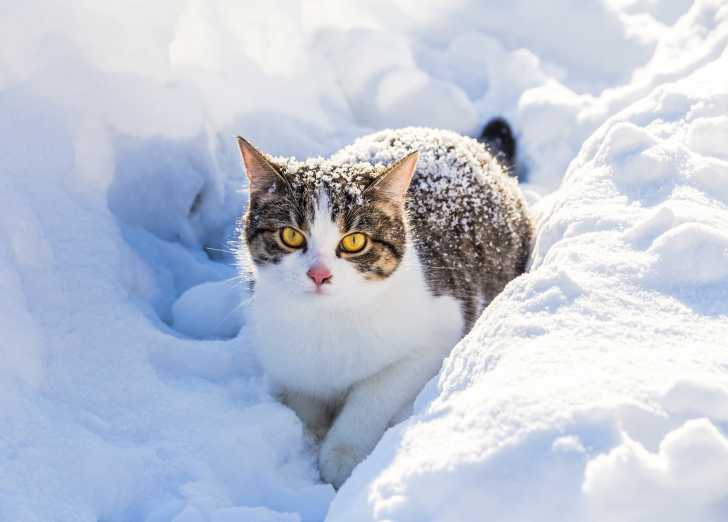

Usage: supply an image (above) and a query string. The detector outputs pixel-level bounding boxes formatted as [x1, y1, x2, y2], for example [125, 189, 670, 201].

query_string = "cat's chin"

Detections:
[275, 285, 337, 302]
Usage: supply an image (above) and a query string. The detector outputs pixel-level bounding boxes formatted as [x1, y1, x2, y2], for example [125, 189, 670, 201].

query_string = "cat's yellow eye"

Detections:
[280, 226, 305, 249]
[340, 232, 368, 254]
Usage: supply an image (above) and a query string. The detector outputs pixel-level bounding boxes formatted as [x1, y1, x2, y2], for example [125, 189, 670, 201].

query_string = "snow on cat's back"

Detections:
[332, 127, 532, 328]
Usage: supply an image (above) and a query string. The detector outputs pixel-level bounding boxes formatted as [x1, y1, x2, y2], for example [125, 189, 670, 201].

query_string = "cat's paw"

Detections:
[318, 438, 362, 489]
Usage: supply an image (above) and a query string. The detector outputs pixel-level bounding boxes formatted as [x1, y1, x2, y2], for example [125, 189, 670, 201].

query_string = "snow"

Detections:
[646, 223, 728, 286]
[171, 280, 245, 340]
[687, 116, 728, 160]
[327, 26, 728, 521]
[331, 127, 526, 239]
[1, 1, 727, 521]
[582, 418, 728, 522]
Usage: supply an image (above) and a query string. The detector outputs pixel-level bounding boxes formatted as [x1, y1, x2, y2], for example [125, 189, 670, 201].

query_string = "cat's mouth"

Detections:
[307, 287, 332, 297]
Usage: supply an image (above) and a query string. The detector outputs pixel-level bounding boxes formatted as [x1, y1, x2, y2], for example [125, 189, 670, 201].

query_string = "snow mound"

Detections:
[171, 280, 246, 339]
[645, 223, 728, 286]
[687, 116, 728, 160]
[327, 32, 728, 522]
[2, 1, 728, 521]
[663, 379, 728, 421]
[583, 418, 728, 522]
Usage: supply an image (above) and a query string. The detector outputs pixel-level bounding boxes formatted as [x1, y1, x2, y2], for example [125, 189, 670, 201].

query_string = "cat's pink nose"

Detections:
[307, 264, 332, 287]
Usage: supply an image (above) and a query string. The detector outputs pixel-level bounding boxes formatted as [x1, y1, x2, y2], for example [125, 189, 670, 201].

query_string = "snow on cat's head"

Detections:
[237, 137, 418, 305]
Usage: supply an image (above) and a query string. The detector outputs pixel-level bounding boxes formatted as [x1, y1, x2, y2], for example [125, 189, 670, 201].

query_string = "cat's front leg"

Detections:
[280, 389, 332, 440]
[319, 347, 446, 488]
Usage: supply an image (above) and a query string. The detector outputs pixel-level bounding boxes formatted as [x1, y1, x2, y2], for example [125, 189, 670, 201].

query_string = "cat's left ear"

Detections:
[365, 151, 419, 200]
[236, 136, 291, 193]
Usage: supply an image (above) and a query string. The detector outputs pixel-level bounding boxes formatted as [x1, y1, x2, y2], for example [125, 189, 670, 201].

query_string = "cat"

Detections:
[236, 125, 533, 488]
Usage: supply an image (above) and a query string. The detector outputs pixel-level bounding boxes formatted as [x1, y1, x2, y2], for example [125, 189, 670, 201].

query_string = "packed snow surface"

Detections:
[1, 1, 727, 521]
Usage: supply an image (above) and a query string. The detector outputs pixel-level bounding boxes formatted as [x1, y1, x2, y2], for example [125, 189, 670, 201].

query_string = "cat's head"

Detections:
[237, 137, 418, 305]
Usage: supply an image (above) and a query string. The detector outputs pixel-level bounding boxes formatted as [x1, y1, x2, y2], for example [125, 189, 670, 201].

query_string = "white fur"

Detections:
[246, 193, 463, 487]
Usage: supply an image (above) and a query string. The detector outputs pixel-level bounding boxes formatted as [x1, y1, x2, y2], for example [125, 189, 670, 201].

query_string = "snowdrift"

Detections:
[328, 37, 728, 522]
[1, 1, 727, 521]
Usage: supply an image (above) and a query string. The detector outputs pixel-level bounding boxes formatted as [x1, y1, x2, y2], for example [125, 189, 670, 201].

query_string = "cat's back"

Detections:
[332, 127, 533, 328]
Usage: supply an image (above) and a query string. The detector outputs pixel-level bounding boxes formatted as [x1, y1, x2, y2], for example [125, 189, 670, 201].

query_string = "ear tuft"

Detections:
[365, 151, 419, 200]
[236, 137, 288, 193]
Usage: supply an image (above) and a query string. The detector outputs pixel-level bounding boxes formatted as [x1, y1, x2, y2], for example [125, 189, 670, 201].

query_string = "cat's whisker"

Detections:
[214, 294, 254, 333]
[204, 246, 243, 259]
[220, 274, 253, 287]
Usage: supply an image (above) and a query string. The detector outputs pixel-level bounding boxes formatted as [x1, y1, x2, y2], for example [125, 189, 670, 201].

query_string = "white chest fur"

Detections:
[246, 249, 463, 400]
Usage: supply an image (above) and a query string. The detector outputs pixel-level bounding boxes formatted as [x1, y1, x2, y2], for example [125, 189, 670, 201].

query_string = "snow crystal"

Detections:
[332, 127, 523, 243]
[268, 155, 387, 207]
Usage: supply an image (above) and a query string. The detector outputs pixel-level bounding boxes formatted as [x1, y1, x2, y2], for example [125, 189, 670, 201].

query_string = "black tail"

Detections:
[478, 117, 517, 172]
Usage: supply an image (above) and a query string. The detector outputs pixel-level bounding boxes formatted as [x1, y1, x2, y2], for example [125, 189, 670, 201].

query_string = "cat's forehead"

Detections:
[271, 156, 386, 204]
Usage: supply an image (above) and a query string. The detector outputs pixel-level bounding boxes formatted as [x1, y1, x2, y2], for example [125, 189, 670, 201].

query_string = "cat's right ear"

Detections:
[236, 137, 290, 193]
[364, 151, 419, 201]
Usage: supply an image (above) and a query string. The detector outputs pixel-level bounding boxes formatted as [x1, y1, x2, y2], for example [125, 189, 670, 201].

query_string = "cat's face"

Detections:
[238, 138, 418, 305]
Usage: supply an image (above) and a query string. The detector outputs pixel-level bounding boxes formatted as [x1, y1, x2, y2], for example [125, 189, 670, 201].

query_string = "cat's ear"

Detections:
[365, 151, 419, 200]
[236, 137, 290, 193]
